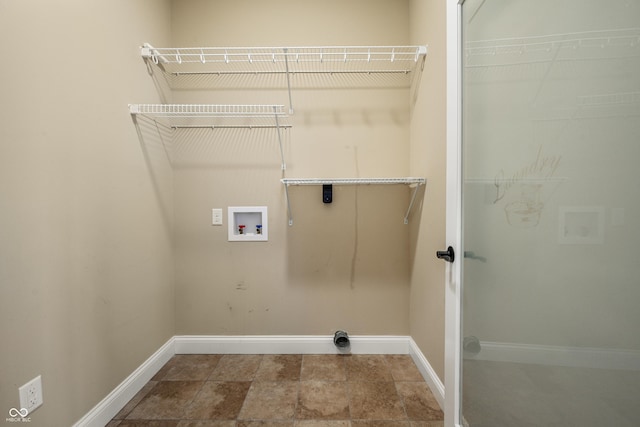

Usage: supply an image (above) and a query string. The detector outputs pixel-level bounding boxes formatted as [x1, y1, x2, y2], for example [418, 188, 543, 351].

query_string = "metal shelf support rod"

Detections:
[283, 183, 293, 226]
[404, 183, 423, 224]
[283, 48, 294, 114]
[274, 106, 286, 171]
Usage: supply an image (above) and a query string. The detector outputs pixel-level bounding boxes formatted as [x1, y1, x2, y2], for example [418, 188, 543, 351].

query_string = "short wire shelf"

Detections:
[281, 177, 426, 226]
[128, 104, 290, 128]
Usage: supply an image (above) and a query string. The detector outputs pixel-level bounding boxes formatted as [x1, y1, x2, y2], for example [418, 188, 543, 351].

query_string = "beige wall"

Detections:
[408, 0, 448, 381]
[170, 0, 416, 336]
[0, 1, 174, 425]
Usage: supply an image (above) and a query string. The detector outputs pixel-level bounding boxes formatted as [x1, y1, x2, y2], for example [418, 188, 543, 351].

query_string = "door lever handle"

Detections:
[436, 246, 455, 263]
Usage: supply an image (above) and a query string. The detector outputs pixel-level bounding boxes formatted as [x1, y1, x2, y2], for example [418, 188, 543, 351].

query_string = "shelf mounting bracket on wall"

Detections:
[280, 177, 426, 226]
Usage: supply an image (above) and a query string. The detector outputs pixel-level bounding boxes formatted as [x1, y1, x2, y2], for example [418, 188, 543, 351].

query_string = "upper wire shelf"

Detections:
[141, 43, 428, 106]
[142, 44, 427, 71]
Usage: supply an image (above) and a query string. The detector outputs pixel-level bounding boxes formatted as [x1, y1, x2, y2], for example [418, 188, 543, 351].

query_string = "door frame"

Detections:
[444, 0, 464, 426]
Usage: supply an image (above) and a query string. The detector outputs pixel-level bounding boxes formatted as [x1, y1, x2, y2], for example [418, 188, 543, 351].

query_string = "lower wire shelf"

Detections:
[281, 177, 426, 226]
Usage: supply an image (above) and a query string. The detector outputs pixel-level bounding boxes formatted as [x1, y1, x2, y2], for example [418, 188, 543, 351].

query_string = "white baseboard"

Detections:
[173, 335, 411, 355]
[75, 335, 443, 426]
[72, 337, 175, 427]
[408, 338, 445, 410]
[471, 341, 640, 371]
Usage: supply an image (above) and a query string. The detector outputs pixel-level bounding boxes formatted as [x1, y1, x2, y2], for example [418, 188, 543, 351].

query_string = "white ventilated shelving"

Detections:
[142, 44, 427, 74]
[128, 104, 290, 129]
[281, 177, 426, 226]
[132, 44, 429, 222]
[140, 43, 428, 112]
[281, 178, 426, 185]
[129, 104, 290, 169]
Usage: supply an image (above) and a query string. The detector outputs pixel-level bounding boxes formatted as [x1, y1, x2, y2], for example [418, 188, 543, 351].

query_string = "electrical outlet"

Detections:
[19, 375, 43, 413]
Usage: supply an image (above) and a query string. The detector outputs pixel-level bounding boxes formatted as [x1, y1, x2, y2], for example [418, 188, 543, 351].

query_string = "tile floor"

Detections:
[107, 354, 444, 427]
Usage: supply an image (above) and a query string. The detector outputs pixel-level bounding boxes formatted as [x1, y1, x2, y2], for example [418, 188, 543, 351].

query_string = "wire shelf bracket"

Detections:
[280, 177, 426, 226]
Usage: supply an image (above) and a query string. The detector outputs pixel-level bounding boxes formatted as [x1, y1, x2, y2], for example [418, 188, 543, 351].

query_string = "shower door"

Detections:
[454, 0, 640, 426]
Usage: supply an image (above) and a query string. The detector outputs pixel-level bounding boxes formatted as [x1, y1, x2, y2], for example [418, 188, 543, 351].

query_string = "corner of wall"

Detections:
[407, 0, 448, 383]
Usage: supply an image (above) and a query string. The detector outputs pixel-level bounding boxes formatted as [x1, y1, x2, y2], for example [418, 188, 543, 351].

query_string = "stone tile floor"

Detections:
[107, 354, 444, 426]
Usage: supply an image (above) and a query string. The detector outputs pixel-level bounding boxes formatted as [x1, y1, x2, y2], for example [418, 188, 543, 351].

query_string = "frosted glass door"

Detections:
[460, 1, 640, 425]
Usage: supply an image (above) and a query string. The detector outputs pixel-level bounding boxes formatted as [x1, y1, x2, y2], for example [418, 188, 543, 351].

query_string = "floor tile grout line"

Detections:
[181, 378, 211, 420]
[345, 355, 353, 421]
[395, 380, 410, 422]
[386, 352, 410, 421]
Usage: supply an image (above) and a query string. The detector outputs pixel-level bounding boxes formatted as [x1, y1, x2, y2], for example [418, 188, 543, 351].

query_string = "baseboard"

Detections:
[72, 337, 175, 427]
[471, 341, 640, 371]
[74, 335, 444, 426]
[174, 335, 411, 355]
[408, 338, 445, 409]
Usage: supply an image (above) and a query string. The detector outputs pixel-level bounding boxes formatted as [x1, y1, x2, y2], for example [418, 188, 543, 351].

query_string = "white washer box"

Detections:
[228, 206, 268, 241]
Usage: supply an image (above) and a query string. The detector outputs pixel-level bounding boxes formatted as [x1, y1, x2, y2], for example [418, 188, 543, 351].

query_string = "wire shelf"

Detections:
[142, 44, 427, 69]
[129, 104, 287, 117]
[281, 177, 425, 186]
[129, 104, 290, 169]
[128, 104, 290, 129]
[281, 177, 426, 226]
[140, 44, 428, 107]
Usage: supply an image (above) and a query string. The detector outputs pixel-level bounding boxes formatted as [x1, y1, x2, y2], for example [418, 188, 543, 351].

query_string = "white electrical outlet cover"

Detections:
[19, 375, 43, 413]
